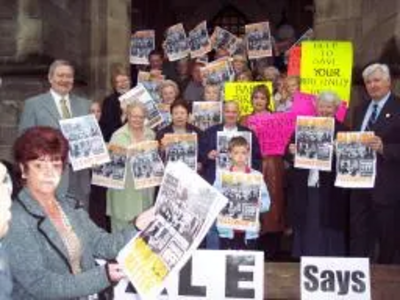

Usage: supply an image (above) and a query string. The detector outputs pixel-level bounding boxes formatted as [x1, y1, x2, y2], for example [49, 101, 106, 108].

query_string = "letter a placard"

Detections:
[301, 256, 371, 300]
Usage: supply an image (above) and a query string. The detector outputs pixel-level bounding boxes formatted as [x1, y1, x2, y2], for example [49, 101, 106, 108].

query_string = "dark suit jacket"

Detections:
[286, 120, 349, 230]
[199, 123, 262, 184]
[99, 91, 124, 142]
[351, 93, 400, 205]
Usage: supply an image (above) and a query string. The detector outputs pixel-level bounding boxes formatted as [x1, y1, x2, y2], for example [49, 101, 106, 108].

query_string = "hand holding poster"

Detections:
[129, 141, 165, 189]
[130, 30, 155, 65]
[163, 133, 198, 171]
[200, 57, 234, 86]
[245, 22, 273, 59]
[117, 161, 228, 300]
[188, 21, 212, 59]
[217, 131, 252, 172]
[92, 144, 127, 189]
[295, 116, 335, 171]
[300, 41, 353, 103]
[119, 84, 163, 129]
[335, 132, 376, 188]
[224, 81, 274, 116]
[59, 114, 110, 171]
[210, 26, 240, 55]
[217, 171, 262, 231]
[192, 101, 222, 131]
[163, 23, 190, 61]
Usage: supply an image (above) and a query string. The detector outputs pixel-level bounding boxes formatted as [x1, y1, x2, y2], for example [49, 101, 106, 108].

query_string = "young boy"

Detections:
[214, 136, 270, 250]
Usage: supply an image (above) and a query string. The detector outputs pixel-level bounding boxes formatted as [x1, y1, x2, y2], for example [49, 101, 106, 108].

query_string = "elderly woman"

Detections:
[286, 91, 349, 257]
[235, 70, 254, 82]
[232, 54, 249, 75]
[107, 102, 156, 232]
[3, 126, 154, 299]
[275, 76, 300, 112]
[158, 80, 180, 105]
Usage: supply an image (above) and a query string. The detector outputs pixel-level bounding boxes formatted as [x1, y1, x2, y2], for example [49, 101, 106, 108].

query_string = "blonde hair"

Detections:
[126, 102, 147, 118]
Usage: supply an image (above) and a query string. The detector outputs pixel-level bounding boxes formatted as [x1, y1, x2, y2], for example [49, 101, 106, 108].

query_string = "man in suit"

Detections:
[18, 59, 91, 208]
[350, 63, 400, 264]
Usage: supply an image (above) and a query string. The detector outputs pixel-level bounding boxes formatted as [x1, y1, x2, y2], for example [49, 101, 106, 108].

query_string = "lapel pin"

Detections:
[385, 113, 391, 118]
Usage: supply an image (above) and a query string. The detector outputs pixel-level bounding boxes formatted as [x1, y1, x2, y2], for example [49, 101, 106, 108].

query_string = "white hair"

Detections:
[48, 59, 74, 78]
[316, 91, 341, 107]
[362, 63, 391, 81]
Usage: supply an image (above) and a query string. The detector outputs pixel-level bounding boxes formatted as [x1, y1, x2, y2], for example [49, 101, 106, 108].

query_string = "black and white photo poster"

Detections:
[188, 21, 212, 59]
[294, 116, 335, 171]
[163, 133, 198, 171]
[210, 26, 240, 55]
[217, 131, 252, 172]
[193, 101, 222, 131]
[200, 57, 235, 86]
[130, 30, 155, 65]
[335, 132, 376, 188]
[245, 22, 273, 59]
[163, 23, 190, 61]
[59, 114, 110, 171]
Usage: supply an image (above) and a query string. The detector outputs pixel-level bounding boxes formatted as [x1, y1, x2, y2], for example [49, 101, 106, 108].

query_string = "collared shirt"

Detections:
[307, 169, 319, 187]
[361, 92, 391, 131]
[223, 125, 238, 133]
[50, 89, 72, 118]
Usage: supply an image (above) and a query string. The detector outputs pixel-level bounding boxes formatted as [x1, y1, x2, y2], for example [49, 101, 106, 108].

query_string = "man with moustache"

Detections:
[350, 63, 400, 264]
[18, 60, 91, 209]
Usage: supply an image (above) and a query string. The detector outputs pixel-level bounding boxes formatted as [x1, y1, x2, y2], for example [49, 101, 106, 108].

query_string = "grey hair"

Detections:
[158, 80, 179, 97]
[362, 63, 391, 81]
[316, 91, 341, 107]
[262, 66, 281, 80]
[126, 101, 148, 118]
[48, 60, 74, 78]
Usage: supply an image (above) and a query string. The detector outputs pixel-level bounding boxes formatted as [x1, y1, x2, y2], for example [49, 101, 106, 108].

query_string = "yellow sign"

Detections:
[300, 41, 353, 103]
[224, 81, 274, 116]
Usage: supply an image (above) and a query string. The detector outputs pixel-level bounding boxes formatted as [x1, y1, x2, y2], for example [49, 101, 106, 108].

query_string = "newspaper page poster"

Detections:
[200, 57, 234, 86]
[130, 141, 165, 190]
[115, 250, 264, 300]
[137, 70, 165, 105]
[192, 101, 222, 131]
[217, 131, 252, 172]
[164, 23, 190, 61]
[119, 84, 163, 129]
[217, 171, 262, 231]
[130, 30, 155, 65]
[163, 133, 198, 171]
[92, 144, 128, 189]
[117, 161, 228, 300]
[188, 21, 212, 59]
[155, 104, 172, 131]
[335, 132, 376, 188]
[294, 116, 335, 171]
[210, 26, 240, 55]
[59, 114, 110, 171]
[245, 22, 273, 59]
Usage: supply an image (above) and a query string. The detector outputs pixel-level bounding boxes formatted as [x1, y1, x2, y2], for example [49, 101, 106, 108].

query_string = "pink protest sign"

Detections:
[247, 112, 296, 156]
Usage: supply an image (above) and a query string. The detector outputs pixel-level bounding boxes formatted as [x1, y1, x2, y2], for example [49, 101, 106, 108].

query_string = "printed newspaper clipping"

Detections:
[164, 23, 190, 61]
[163, 133, 198, 171]
[200, 57, 234, 86]
[193, 101, 222, 131]
[245, 22, 272, 59]
[130, 30, 155, 65]
[188, 21, 212, 59]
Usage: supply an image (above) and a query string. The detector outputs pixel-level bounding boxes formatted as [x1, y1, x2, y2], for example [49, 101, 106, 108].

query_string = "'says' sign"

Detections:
[301, 257, 371, 300]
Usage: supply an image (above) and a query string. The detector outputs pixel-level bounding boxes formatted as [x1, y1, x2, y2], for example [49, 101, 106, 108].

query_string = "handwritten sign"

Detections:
[301, 257, 371, 300]
[287, 46, 301, 76]
[247, 112, 296, 155]
[300, 41, 353, 103]
[224, 82, 274, 116]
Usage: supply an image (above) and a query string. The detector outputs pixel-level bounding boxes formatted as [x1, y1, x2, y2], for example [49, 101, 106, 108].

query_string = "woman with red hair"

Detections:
[3, 126, 154, 299]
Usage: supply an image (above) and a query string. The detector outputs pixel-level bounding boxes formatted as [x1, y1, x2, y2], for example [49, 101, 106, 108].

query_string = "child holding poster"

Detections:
[214, 136, 270, 250]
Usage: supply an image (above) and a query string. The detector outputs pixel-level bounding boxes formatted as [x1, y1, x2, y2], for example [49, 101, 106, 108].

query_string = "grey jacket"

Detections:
[3, 188, 136, 300]
[18, 91, 92, 207]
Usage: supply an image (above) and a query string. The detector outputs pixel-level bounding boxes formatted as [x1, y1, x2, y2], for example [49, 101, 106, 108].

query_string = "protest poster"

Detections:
[155, 103, 172, 130]
[163, 133, 198, 171]
[288, 28, 314, 51]
[163, 23, 190, 61]
[247, 112, 296, 156]
[129, 141, 165, 190]
[188, 21, 212, 59]
[217, 171, 262, 231]
[210, 26, 241, 55]
[192, 101, 222, 131]
[217, 131, 252, 172]
[119, 84, 163, 129]
[59, 114, 110, 171]
[117, 161, 228, 300]
[335, 132, 376, 188]
[200, 57, 235, 86]
[138, 71, 165, 104]
[115, 250, 264, 300]
[287, 45, 301, 76]
[301, 256, 371, 300]
[295, 116, 335, 171]
[130, 30, 155, 65]
[245, 22, 273, 59]
[300, 41, 353, 103]
[92, 144, 127, 189]
[224, 81, 274, 116]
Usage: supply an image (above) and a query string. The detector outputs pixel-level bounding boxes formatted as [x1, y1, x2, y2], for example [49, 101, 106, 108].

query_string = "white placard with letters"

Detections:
[115, 250, 264, 300]
[301, 257, 371, 300]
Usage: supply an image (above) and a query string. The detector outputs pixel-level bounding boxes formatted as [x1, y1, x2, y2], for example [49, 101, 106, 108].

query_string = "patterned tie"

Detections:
[60, 97, 71, 119]
[367, 103, 378, 130]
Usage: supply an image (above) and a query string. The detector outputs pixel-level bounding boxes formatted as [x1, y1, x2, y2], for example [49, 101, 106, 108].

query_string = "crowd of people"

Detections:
[0, 34, 399, 299]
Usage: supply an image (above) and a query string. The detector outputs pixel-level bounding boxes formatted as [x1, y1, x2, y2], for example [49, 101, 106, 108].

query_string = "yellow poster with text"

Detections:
[300, 41, 353, 103]
[224, 81, 274, 116]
